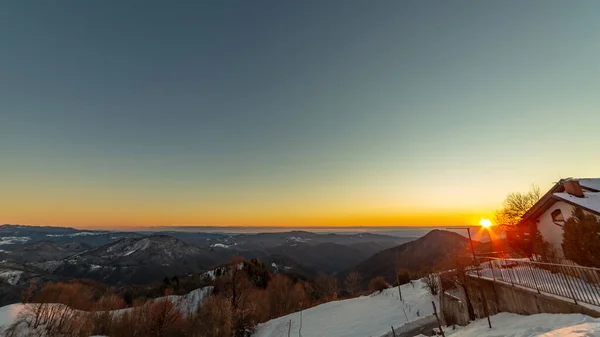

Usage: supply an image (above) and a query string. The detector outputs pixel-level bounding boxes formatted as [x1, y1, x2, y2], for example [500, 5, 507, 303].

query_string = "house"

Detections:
[518, 178, 600, 257]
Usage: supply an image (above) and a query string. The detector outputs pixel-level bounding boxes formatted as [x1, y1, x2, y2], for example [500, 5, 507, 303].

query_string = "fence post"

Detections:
[288, 319, 292, 337]
[432, 301, 446, 337]
[391, 326, 397, 337]
[488, 260, 496, 282]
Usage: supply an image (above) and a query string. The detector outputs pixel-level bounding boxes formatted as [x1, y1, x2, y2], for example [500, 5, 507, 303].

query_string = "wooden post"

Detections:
[299, 310, 303, 337]
[391, 326, 397, 337]
[396, 251, 403, 301]
[288, 319, 292, 337]
[478, 287, 492, 328]
[402, 307, 409, 321]
[398, 285, 403, 302]
[432, 301, 446, 337]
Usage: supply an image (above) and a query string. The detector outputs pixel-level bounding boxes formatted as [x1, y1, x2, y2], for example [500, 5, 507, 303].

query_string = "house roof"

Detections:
[554, 192, 600, 215]
[578, 178, 600, 192]
[518, 178, 600, 226]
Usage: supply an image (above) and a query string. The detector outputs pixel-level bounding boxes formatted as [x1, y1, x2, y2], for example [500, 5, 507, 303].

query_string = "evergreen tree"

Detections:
[563, 207, 600, 267]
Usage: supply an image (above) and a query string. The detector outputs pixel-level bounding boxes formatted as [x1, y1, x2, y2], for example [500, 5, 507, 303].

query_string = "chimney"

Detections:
[564, 180, 584, 198]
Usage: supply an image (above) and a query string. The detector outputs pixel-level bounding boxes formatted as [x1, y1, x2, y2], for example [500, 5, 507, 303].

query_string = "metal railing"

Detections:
[472, 257, 600, 307]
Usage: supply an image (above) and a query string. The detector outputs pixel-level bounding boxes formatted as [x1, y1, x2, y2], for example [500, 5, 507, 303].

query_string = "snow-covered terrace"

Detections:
[469, 258, 600, 308]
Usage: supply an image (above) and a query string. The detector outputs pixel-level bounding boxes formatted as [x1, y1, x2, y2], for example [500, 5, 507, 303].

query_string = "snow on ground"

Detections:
[46, 232, 106, 238]
[0, 237, 30, 245]
[445, 312, 600, 337]
[253, 279, 437, 337]
[0, 287, 214, 331]
[0, 304, 24, 330]
[152, 286, 213, 316]
[0, 270, 23, 285]
[288, 237, 309, 242]
[211, 243, 230, 248]
[201, 263, 245, 280]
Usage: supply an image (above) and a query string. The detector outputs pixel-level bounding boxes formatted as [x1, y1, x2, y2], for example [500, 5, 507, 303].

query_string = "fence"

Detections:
[472, 257, 600, 307]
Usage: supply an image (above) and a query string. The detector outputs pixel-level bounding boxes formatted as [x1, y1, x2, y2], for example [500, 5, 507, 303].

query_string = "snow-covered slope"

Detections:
[0, 286, 213, 331]
[253, 279, 437, 337]
[0, 303, 23, 330]
[116, 286, 213, 316]
[444, 312, 600, 337]
[0, 270, 23, 285]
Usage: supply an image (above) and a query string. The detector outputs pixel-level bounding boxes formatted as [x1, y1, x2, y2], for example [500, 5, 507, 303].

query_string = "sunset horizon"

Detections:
[3, 2, 600, 229]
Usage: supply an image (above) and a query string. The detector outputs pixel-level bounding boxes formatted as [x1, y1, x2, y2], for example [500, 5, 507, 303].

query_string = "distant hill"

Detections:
[338, 229, 470, 285]
[265, 242, 371, 274]
[1, 241, 92, 263]
[40, 235, 222, 285]
[1, 225, 421, 288]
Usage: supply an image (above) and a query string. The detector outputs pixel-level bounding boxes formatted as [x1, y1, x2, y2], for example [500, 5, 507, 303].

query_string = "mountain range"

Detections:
[0, 224, 470, 306]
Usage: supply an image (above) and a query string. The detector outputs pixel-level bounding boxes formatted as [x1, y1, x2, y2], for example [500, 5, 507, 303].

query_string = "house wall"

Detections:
[536, 201, 574, 256]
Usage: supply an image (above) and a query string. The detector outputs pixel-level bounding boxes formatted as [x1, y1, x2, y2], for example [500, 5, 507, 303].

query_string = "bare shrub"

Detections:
[422, 274, 440, 295]
[369, 277, 389, 293]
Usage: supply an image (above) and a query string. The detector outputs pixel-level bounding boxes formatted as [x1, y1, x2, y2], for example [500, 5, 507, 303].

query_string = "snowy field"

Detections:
[444, 312, 600, 337]
[253, 279, 437, 337]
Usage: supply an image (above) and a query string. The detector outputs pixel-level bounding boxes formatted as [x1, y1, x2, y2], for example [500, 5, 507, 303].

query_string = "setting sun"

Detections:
[479, 218, 493, 228]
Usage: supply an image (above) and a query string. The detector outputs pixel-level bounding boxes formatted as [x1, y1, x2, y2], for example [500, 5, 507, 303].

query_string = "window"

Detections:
[551, 209, 564, 227]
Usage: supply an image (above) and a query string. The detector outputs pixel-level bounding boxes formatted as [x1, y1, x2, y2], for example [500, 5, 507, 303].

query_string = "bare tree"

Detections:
[496, 185, 540, 226]
[314, 274, 338, 301]
[344, 272, 362, 296]
[495, 185, 541, 254]
[191, 295, 233, 337]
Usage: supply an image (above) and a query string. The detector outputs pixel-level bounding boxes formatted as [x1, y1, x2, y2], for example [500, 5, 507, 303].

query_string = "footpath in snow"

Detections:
[253, 279, 437, 337]
[443, 312, 600, 337]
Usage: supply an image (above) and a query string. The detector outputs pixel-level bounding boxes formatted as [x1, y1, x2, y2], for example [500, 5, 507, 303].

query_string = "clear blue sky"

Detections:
[2, 1, 600, 227]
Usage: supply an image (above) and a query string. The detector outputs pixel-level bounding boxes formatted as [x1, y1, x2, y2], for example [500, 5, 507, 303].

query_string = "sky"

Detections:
[2, 1, 600, 229]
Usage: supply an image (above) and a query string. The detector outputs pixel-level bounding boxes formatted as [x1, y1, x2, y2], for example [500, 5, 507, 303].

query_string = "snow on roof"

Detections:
[554, 192, 600, 215]
[578, 178, 600, 192]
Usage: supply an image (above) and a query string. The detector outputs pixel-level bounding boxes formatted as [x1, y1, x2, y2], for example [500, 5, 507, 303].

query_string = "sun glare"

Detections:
[479, 218, 492, 228]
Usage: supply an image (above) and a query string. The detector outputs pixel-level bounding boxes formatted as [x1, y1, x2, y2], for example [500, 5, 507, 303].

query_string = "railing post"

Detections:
[504, 260, 515, 286]
[560, 265, 578, 304]
[489, 260, 496, 282]
[526, 263, 541, 294]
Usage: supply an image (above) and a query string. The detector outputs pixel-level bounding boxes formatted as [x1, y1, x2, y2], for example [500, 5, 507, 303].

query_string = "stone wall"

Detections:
[441, 275, 600, 325]
[440, 291, 470, 326]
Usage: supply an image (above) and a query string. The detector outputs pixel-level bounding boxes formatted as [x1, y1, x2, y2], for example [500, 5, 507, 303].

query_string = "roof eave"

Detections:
[517, 180, 565, 226]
